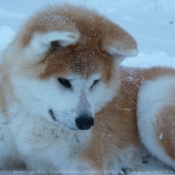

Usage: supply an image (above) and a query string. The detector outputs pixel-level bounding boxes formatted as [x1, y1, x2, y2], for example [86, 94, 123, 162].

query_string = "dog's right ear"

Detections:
[24, 30, 80, 58]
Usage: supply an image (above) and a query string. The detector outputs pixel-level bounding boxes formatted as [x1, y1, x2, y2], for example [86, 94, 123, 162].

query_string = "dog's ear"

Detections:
[24, 30, 80, 57]
[22, 12, 80, 59]
[102, 27, 138, 63]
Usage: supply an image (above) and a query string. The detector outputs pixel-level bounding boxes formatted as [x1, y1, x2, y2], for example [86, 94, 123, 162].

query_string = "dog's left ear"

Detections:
[102, 27, 138, 63]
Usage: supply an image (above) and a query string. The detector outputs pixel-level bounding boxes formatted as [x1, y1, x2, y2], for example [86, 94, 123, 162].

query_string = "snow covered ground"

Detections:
[0, 0, 175, 174]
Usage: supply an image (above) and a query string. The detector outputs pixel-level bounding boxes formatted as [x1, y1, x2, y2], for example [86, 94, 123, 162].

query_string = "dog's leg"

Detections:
[137, 76, 175, 170]
[0, 122, 25, 170]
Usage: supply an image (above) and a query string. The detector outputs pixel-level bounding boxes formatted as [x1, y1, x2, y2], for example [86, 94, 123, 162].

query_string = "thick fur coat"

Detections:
[0, 4, 175, 175]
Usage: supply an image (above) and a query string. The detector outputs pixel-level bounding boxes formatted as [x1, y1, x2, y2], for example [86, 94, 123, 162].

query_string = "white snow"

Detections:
[0, 0, 175, 174]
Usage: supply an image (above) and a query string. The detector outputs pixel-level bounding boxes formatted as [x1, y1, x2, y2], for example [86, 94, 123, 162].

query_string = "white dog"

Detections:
[0, 4, 175, 175]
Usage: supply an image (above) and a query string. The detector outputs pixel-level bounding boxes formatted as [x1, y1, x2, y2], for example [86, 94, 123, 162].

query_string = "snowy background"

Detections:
[0, 0, 175, 174]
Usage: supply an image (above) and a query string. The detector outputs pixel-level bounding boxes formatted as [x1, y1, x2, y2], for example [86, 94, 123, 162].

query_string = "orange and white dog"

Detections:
[0, 4, 175, 175]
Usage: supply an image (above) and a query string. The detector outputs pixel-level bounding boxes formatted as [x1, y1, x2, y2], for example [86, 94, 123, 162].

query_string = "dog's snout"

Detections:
[76, 116, 94, 130]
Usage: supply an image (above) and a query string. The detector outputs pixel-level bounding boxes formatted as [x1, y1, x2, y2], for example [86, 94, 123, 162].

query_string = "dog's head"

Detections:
[5, 5, 137, 130]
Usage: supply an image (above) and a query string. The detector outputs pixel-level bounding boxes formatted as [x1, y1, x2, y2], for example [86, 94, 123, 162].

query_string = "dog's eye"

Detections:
[90, 79, 100, 89]
[58, 78, 71, 89]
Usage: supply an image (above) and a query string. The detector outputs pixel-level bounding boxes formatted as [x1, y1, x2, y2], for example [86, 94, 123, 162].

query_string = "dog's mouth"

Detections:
[49, 109, 57, 121]
[48, 109, 78, 131]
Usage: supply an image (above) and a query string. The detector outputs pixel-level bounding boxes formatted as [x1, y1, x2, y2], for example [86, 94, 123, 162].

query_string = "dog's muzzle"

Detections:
[76, 116, 94, 130]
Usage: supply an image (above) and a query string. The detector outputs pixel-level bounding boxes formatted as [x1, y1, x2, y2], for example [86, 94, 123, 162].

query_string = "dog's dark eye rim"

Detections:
[90, 79, 100, 89]
[58, 78, 71, 89]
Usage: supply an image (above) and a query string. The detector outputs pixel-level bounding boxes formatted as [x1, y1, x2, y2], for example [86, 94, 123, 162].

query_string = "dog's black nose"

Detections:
[76, 116, 94, 130]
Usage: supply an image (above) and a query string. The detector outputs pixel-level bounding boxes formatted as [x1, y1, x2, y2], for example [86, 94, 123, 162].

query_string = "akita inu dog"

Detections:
[0, 4, 175, 175]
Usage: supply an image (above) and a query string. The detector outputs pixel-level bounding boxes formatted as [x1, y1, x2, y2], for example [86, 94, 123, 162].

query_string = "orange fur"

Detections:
[157, 104, 175, 160]
[82, 67, 175, 170]
[1, 4, 175, 172]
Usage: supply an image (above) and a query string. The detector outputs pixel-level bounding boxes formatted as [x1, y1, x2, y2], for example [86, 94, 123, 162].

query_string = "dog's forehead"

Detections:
[39, 45, 112, 80]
